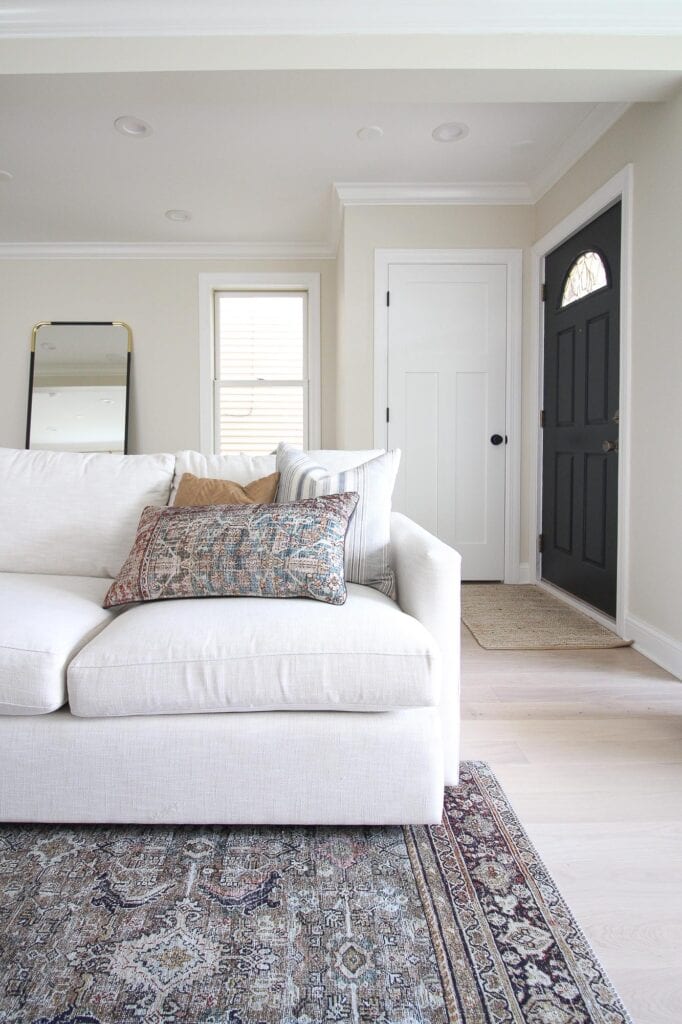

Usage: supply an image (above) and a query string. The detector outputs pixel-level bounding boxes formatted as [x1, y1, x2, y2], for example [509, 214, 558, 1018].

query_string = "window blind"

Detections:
[215, 292, 306, 455]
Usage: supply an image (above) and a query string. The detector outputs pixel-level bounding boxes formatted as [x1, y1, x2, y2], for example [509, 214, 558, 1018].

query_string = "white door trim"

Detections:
[528, 164, 634, 638]
[374, 248, 523, 583]
[198, 271, 321, 455]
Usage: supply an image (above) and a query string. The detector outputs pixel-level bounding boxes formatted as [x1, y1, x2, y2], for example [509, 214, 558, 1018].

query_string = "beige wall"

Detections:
[535, 90, 682, 645]
[0, 258, 337, 454]
[1, 92, 679, 653]
[336, 203, 535, 561]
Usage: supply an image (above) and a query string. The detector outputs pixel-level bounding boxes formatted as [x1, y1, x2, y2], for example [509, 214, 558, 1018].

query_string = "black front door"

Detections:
[542, 202, 621, 617]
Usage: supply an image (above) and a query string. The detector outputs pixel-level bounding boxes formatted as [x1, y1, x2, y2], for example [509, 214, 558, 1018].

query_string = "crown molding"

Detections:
[530, 101, 631, 201]
[0, 241, 336, 261]
[2, 2, 682, 39]
[334, 182, 534, 206]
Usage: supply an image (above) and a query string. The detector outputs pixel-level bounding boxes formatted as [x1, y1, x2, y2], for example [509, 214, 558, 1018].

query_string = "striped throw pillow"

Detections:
[276, 444, 401, 599]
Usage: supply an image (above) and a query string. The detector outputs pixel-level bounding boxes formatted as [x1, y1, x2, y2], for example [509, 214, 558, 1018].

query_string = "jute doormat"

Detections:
[0, 762, 631, 1023]
[462, 583, 631, 650]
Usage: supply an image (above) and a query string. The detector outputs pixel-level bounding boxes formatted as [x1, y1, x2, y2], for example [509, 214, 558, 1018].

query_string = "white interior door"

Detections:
[387, 262, 507, 579]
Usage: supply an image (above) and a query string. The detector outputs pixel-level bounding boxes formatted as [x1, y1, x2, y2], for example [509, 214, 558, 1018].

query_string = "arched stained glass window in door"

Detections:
[560, 250, 608, 307]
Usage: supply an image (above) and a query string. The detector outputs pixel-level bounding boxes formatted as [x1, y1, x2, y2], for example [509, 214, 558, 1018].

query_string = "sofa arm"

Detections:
[391, 512, 461, 785]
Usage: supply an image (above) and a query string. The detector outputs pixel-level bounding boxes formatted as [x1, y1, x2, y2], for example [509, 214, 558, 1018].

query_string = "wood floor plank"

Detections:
[460, 621, 682, 1024]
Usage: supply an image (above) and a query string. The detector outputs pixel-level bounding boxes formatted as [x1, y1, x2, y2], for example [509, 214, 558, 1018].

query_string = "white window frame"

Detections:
[199, 272, 320, 454]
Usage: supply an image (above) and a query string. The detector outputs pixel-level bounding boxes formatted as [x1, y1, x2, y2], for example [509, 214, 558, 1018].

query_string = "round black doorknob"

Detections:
[490, 434, 504, 446]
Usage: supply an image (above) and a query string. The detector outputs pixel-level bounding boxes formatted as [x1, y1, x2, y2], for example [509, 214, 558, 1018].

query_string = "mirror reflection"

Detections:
[27, 322, 131, 453]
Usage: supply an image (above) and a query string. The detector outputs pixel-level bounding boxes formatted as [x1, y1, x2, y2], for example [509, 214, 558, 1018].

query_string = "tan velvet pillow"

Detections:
[173, 472, 280, 507]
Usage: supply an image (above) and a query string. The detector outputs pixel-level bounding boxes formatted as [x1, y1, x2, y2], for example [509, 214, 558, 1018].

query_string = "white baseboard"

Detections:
[624, 614, 682, 681]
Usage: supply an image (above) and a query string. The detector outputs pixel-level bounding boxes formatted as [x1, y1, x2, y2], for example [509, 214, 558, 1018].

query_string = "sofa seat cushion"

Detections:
[67, 583, 440, 718]
[0, 573, 115, 715]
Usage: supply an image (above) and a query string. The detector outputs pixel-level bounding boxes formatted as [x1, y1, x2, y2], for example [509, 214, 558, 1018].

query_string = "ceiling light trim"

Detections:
[334, 182, 534, 206]
[114, 114, 153, 137]
[0, 242, 336, 261]
[431, 121, 470, 142]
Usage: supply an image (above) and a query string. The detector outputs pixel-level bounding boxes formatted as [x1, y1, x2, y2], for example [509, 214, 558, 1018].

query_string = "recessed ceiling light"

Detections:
[432, 122, 469, 143]
[0, 170, 13, 182]
[114, 115, 153, 138]
[99, 398, 115, 405]
[165, 209, 192, 222]
[357, 125, 384, 142]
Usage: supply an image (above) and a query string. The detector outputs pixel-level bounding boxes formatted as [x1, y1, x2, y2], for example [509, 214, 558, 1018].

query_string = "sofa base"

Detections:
[0, 707, 446, 825]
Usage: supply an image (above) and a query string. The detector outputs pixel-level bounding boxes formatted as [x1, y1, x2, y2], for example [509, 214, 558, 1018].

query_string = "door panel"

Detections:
[542, 202, 621, 616]
[404, 371, 439, 536]
[387, 263, 507, 579]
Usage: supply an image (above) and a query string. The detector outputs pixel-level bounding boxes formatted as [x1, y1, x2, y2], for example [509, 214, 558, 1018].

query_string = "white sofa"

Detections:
[0, 446, 461, 825]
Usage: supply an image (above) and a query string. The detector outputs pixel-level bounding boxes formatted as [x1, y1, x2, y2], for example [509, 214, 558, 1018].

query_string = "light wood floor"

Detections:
[459, 624, 682, 1024]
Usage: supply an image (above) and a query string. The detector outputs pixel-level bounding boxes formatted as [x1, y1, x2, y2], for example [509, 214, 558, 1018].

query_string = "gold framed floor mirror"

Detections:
[26, 321, 132, 454]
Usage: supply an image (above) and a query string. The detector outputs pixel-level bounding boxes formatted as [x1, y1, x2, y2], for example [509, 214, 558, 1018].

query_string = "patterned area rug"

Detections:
[0, 762, 631, 1024]
[461, 584, 631, 650]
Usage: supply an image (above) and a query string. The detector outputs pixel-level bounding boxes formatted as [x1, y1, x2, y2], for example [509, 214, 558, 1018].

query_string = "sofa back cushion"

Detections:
[0, 448, 175, 578]
[170, 451, 276, 501]
[169, 449, 384, 503]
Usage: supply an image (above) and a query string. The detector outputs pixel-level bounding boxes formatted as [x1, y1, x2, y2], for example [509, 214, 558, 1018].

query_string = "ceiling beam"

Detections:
[1, 34, 681, 77]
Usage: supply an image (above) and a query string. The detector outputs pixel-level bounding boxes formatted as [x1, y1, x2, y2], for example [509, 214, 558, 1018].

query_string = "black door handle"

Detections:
[490, 434, 504, 446]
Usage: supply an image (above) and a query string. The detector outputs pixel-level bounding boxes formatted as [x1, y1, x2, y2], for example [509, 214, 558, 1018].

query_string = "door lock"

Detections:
[602, 439, 619, 453]
[490, 434, 505, 446]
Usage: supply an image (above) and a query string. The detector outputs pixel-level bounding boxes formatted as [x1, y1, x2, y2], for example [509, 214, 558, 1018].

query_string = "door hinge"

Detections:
[538, 533, 544, 554]
[540, 409, 545, 428]
[541, 282, 547, 302]
[386, 407, 390, 423]
[386, 291, 390, 307]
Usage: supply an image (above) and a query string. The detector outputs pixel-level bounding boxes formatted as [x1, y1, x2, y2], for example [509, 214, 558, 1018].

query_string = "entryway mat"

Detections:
[462, 583, 631, 650]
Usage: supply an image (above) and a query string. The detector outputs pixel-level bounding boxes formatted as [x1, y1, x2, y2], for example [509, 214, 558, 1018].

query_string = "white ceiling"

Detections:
[2, 0, 682, 37]
[0, 3, 680, 251]
[0, 69, 648, 249]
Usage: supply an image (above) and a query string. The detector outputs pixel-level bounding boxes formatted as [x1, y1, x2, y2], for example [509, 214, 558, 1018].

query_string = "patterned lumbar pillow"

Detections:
[173, 471, 280, 507]
[103, 493, 359, 609]
[276, 444, 401, 598]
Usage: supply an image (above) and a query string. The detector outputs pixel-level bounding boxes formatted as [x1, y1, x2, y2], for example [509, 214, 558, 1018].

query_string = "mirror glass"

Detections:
[27, 322, 131, 453]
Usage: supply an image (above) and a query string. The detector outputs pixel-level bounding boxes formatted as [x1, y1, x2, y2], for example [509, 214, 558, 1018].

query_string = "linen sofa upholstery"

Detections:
[67, 582, 440, 718]
[0, 447, 175, 578]
[0, 446, 461, 824]
[0, 706, 444, 825]
[391, 512, 461, 785]
[0, 573, 115, 715]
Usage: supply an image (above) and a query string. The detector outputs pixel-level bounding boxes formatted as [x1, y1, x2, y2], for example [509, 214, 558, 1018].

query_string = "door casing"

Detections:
[529, 165, 634, 636]
[374, 248, 523, 584]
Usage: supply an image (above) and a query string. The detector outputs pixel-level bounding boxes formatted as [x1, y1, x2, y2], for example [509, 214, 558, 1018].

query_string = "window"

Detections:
[560, 251, 608, 307]
[200, 273, 320, 455]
